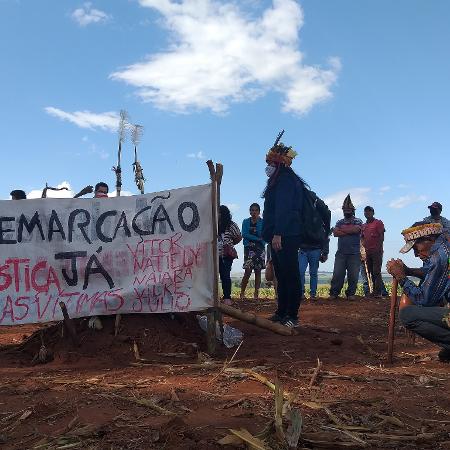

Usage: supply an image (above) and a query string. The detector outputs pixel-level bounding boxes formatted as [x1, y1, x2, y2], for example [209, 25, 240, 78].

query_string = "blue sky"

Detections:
[1, 0, 449, 271]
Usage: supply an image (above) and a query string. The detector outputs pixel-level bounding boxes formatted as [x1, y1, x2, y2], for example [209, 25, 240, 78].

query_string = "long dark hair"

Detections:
[262, 164, 309, 197]
[218, 205, 232, 234]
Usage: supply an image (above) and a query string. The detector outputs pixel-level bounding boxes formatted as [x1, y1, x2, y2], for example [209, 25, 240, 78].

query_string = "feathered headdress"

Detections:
[342, 194, 355, 210]
[265, 130, 298, 166]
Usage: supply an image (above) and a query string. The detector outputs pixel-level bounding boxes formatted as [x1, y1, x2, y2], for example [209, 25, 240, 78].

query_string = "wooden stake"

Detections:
[387, 278, 399, 364]
[114, 313, 121, 337]
[206, 160, 221, 354]
[364, 259, 373, 294]
[59, 302, 80, 347]
[309, 357, 322, 388]
[219, 303, 295, 336]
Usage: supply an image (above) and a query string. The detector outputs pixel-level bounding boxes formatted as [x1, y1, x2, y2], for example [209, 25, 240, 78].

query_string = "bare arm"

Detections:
[333, 227, 347, 237]
[340, 224, 361, 235]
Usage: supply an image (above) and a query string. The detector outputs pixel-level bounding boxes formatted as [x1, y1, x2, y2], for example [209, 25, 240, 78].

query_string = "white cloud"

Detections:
[27, 181, 75, 199]
[109, 190, 134, 197]
[379, 185, 391, 193]
[71, 2, 110, 27]
[186, 151, 205, 159]
[110, 0, 340, 114]
[324, 188, 371, 217]
[45, 107, 119, 131]
[389, 195, 427, 209]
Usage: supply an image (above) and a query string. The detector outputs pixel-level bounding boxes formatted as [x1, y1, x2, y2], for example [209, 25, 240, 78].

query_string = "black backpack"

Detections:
[299, 187, 331, 247]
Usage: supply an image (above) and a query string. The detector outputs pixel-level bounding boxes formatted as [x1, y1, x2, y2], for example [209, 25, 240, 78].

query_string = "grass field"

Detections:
[228, 282, 396, 299]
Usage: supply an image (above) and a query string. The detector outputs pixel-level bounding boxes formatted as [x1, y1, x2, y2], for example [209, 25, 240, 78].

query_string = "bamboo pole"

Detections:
[219, 304, 296, 336]
[387, 277, 399, 364]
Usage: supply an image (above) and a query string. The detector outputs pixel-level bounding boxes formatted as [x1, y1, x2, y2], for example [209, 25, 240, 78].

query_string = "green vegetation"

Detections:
[226, 277, 396, 299]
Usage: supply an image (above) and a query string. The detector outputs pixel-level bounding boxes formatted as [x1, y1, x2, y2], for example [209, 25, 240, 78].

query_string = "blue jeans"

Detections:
[298, 249, 321, 297]
[330, 253, 360, 297]
[360, 262, 388, 296]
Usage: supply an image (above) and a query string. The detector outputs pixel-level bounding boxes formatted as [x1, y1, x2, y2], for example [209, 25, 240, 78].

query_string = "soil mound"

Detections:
[0, 313, 206, 368]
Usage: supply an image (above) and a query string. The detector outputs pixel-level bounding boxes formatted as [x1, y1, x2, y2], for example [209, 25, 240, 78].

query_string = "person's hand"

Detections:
[320, 254, 328, 263]
[386, 259, 406, 280]
[272, 235, 282, 251]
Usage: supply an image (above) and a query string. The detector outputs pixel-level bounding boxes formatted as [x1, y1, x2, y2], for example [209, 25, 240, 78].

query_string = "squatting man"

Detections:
[386, 222, 450, 363]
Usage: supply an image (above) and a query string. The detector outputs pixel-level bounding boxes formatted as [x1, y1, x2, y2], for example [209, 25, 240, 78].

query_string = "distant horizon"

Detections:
[231, 270, 393, 277]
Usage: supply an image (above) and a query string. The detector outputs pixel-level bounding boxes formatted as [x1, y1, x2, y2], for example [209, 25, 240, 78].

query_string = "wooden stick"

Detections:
[364, 259, 373, 294]
[218, 303, 295, 336]
[309, 357, 322, 388]
[207, 160, 220, 310]
[59, 302, 79, 347]
[387, 278, 399, 364]
[114, 313, 121, 337]
[214, 163, 225, 341]
[206, 160, 220, 354]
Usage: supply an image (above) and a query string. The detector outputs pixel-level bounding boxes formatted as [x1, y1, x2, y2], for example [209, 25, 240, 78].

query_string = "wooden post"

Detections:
[205, 160, 221, 354]
[387, 278, 399, 364]
[214, 163, 224, 340]
[59, 302, 80, 347]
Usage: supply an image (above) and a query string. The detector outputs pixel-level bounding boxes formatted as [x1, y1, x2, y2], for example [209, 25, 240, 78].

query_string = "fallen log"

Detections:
[218, 304, 295, 336]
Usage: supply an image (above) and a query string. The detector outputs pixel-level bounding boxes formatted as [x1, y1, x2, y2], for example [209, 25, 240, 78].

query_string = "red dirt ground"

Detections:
[1, 297, 449, 449]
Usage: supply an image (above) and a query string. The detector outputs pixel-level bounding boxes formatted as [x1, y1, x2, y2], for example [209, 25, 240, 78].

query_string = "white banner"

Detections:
[0, 184, 214, 325]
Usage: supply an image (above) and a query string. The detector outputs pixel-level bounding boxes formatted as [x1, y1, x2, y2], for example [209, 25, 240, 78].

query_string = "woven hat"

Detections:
[266, 143, 298, 167]
[342, 194, 355, 210]
[400, 222, 443, 253]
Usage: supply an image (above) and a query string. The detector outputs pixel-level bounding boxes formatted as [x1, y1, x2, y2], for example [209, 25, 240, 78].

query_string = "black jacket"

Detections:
[262, 170, 304, 242]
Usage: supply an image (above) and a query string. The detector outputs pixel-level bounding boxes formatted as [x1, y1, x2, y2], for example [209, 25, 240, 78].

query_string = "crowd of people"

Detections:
[7, 146, 450, 362]
[216, 139, 450, 362]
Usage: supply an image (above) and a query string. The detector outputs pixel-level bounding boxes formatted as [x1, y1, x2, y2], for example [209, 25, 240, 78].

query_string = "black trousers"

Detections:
[271, 236, 301, 320]
[400, 305, 450, 350]
[219, 256, 233, 299]
[366, 251, 383, 296]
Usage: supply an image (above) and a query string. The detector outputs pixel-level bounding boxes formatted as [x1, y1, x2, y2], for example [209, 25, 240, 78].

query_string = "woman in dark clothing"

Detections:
[218, 205, 242, 305]
[262, 140, 305, 328]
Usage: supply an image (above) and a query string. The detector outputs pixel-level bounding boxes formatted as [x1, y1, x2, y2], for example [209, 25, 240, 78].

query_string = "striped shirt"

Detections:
[218, 221, 241, 257]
